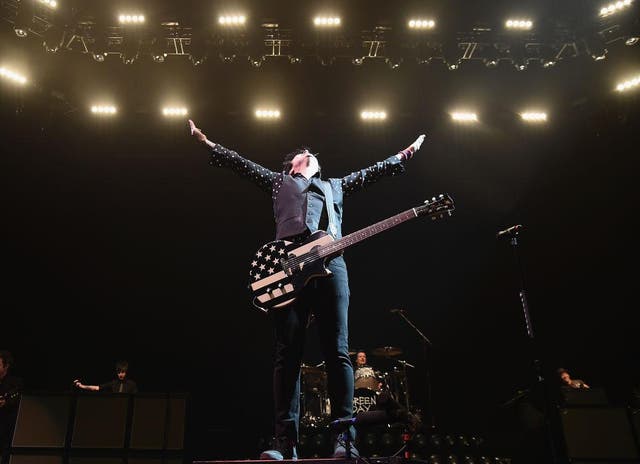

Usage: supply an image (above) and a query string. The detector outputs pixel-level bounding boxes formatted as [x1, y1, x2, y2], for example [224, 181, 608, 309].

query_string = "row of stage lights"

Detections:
[24, 0, 636, 28]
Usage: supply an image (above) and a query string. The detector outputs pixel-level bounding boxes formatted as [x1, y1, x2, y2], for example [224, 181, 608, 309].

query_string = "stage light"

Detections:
[162, 107, 188, 117]
[255, 109, 281, 119]
[520, 112, 548, 122]
[483, 45, 499, 68]
[408, 19, 436, 29]
[451, 112, 478, 123]
[442, 40, 462, 70]
[599, 0, 633, 17]
[118, 14, 145, 25]
[539, 44, 557, 68]
[39, 0, 57, 8]
[625, 36, 639, 45]
[14, 1, 33, 38]
[90, 105, 117, 115]
[360, 110, 387, 120]
[313, 16, 341, 27]
[505, 19, 533, 30]
[0, 67, 27, 85]
[218, 15, 247, 26]
[584, 34, 608, 60]
[615, 74, 640, 92]
[43, 25, 64, 53]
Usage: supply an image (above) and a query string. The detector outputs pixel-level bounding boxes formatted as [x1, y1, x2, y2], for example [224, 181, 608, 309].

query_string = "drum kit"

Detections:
[300, 346, 413, 428]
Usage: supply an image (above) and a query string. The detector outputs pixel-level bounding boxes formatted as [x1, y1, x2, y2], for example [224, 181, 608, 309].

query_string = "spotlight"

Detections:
[520, 112, 548, 122]
[505, 19, 533, 30]
[189, 33, 209, 66]
[313, 16, 341, 27]
[14, 1, 33, 38]
[584, 34, 608, 60]
[218, 15, 247, 26]
[442, 40, 462, 70]
[360, 110, 387, 120]
[483, 44, 499, 68]
[451, 112, 478, 122]
[0, 67, 28, 85]
[599, 0, 633, 17]
[615, 74, 640, 92]
[255, 109, 281, 119]
[408, 18, 436, 30]
[90, 105, 117, 115]
[539, 44, 557, 68]
[43, 25, 65, 53]
[39, 0, 57, 8]
[162, 107, 188, 117]
[118, 14, 145, 25]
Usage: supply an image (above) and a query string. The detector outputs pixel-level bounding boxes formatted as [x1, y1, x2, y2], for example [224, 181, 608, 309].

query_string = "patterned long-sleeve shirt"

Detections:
[208, 144, 407, 240]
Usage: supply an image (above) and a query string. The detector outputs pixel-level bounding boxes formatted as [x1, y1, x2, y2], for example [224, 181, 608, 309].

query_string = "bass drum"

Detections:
[353, 387, 378, 414]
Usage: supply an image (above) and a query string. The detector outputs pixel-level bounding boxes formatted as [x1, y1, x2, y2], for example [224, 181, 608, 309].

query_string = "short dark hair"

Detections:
[282, 147, 313, 173]
[115, 360, 129, 373]
[556, 368, 569, 377]
[0, 350, 14, 368]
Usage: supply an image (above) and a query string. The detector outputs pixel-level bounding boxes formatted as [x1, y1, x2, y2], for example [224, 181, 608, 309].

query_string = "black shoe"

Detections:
[260, 436, 298, 460]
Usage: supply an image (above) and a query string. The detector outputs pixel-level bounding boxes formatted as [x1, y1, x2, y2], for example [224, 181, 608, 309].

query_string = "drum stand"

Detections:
[394, 310, 434, 430]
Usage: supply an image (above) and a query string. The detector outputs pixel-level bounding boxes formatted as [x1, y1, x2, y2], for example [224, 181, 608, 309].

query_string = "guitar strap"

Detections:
[320, 180, 338, 238]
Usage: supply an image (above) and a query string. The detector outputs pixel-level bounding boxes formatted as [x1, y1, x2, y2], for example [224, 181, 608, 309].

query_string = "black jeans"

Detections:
[271, 256, 354, 443]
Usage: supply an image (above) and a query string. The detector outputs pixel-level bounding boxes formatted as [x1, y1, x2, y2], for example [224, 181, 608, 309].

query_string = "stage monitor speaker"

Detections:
[560, 407, 639, 460]
[11, 394, 71, 447]
[129, 396, 167, 449]
[71, 395, 129, 448]
[165, 396, 186, 450]
[9, 456, 63, 464]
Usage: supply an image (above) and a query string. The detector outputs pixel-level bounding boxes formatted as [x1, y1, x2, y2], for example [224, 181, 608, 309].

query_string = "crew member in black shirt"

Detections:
[189, 120, 425, 459]
[0, 350, 22, 462]
[74, 360, 138, 393]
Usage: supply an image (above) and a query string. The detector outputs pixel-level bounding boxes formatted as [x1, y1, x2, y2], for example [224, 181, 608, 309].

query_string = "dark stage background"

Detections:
[1, 0, 639, 460]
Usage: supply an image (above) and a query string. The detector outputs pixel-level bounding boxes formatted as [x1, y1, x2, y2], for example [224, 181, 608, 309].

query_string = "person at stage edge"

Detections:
[0, 351, 22, 463]
[557, 367, 590, 390]
[189, 119, 425, 460]
[73, 360, 138, 393]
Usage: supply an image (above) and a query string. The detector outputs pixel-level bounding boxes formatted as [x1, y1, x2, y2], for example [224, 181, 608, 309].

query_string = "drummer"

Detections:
[353, 350, 382, 390]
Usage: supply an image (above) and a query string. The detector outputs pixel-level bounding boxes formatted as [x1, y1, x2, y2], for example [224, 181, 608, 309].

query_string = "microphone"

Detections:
[390, 308, 405, 314]
[496, 224, 523, 238]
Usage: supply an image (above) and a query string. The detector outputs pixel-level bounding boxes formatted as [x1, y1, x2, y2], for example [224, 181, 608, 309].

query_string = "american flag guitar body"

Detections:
[248, 194, 455, 313]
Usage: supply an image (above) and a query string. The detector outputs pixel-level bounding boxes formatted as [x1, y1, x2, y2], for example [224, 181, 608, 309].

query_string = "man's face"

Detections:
[289, 150, 320, 175]
[356, 352, 367, 366]
[0, 359, 7, 379]
[117, 370, 127, 381]
[560, 372, 571, 385]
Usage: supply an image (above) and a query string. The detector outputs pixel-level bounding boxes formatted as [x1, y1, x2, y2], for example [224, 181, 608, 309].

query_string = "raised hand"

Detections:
[410, 134, 426, 153]
[188, 119, 208, 143]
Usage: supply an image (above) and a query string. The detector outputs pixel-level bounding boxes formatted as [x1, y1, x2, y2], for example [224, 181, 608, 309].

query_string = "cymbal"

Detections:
[371, 346, 403, 357]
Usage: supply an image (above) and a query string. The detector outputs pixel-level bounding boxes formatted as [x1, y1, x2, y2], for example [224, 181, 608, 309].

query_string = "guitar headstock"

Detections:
[415, 194, 455, 220]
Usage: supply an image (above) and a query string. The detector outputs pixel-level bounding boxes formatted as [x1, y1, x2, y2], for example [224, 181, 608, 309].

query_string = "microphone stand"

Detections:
[394, 310, 435, 430]
[502, 228, 559, 463]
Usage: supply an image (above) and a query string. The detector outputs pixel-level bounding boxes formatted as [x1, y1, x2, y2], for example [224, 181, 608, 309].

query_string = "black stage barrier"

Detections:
[9, 392, 187, 464]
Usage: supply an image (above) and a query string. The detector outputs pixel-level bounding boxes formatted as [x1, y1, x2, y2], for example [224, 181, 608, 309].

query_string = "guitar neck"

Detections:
[318, 208, 419, 258]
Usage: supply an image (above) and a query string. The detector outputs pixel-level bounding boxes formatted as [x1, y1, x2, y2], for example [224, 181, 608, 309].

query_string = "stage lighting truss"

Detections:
[0, 2, 637, 70]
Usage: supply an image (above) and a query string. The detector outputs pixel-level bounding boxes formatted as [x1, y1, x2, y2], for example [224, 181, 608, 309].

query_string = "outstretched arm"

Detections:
[189, 119, 278, 195]
[341, 134, 426, 196]
[73, 379, 100, 392]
